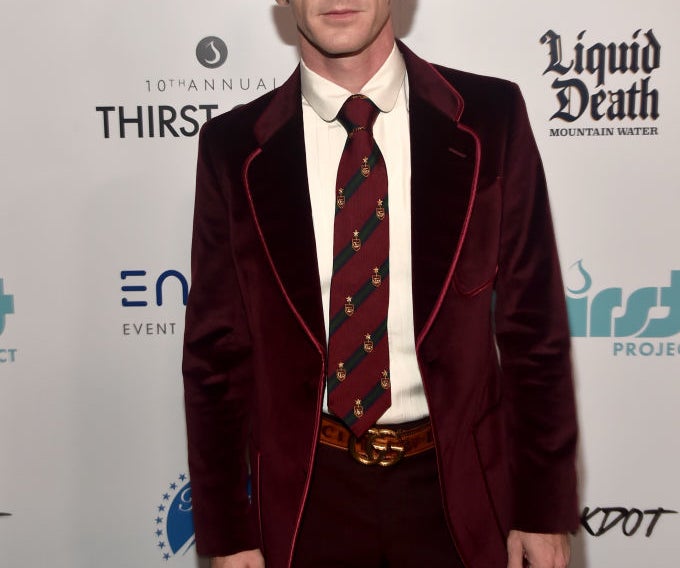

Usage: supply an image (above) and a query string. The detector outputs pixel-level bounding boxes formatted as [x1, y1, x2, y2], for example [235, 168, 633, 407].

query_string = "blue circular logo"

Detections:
[154, 474, 195, 560]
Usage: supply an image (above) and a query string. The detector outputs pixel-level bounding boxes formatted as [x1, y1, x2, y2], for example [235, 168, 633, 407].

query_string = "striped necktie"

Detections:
[327, 95, 390, 437]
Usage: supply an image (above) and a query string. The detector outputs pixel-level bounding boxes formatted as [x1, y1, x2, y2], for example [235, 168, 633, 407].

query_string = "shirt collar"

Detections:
[301, 43, 407, 122]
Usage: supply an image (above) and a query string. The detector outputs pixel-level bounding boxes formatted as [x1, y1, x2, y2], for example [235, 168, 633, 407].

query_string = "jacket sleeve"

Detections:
[494, 84, 580, 533]
[182, 123, 259, 556]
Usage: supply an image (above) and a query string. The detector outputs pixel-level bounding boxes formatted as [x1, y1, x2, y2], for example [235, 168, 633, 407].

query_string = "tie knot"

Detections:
[338, 95, 380, 135]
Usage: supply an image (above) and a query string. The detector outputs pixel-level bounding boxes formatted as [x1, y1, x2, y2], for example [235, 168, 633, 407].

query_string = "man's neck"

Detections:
[299, 25, 396, 93]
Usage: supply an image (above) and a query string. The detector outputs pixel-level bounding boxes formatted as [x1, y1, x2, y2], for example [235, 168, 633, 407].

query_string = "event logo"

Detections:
[120, 269, 188, 337]
[581, 506, 677, 537]
[541, 29, 661, 137]
[95, 36, 278, 139]
[121, 270, 188, 308]
[196, 37, 228, 69]
[0, 278, 18, 364]
[566, 261, 680, 356]
[154, 474, 195, 561]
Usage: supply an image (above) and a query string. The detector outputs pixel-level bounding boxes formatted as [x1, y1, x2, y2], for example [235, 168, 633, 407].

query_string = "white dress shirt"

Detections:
[301, 44, 429, 423]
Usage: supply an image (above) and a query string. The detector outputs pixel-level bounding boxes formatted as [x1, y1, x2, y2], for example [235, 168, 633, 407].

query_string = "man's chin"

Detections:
[307, 36, 374, 59]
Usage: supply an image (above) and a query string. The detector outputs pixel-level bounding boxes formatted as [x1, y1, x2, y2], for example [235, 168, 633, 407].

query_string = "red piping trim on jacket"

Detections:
[242, 147, 326, 567]
[415, 62, 481, 349]
[412, 60, 482, 568]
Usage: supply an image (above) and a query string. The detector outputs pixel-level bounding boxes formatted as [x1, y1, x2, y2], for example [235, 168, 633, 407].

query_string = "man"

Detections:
[183, 1, 579, 567]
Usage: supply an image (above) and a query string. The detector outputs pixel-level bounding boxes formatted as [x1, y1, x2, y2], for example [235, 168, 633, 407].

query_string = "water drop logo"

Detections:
[154, 474, 195, 561]
[565, 260, 593, 337]
[196, 37, 228, 69]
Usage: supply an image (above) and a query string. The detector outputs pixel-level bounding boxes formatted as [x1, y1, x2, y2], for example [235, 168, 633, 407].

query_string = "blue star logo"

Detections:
[154, 473, 195, 560]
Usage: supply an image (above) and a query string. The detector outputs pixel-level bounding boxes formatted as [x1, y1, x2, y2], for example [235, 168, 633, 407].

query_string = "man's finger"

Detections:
[507, 532, 525, 568]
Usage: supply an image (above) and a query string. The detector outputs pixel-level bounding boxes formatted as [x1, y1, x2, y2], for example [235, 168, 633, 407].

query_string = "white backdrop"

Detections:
[1, 1, 678, 566]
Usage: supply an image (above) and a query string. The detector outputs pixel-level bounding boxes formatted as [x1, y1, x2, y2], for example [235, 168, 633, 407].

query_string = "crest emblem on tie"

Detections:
[337, 188, 345, 209]
[371, 267, 382, 287]
[354, 399, 364, 418]
[351, 229, 361, 251]
[361, 157, 370, 177]
[375, 198, 385, 220]
[381, 369, 390, 389]
[336, 362, 347, 382]
[363, 333, 374, 353]
[344, 296, 355, 316]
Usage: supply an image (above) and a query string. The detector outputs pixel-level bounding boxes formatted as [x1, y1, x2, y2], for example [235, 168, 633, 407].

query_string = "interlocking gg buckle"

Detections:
[349, 428, 406, 466]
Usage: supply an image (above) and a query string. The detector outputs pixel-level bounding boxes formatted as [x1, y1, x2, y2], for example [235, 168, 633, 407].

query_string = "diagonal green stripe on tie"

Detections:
[342, 377, 392, 428]
[332, 195, 389, 274]
[335, 147, 382, 214]
[329, 259, 390, 336]
[327, 318, 388, 393]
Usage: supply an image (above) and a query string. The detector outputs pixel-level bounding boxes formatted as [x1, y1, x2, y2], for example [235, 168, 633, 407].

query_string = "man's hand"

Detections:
[210, 549, 265, 568]
[507, 530, 570, 568]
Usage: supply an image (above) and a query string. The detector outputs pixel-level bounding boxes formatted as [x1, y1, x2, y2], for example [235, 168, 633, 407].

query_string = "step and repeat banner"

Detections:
[1, 1, 678, 566]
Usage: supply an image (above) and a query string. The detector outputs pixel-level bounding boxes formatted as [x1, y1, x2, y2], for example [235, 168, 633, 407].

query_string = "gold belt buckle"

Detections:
[348, 428, 406, 467]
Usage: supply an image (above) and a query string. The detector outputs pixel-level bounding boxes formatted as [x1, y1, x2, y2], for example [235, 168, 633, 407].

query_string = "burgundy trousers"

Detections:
[293, 439, 465, 567]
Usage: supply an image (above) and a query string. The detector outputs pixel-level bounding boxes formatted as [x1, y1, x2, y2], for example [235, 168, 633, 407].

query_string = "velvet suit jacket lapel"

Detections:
[243, 44, 481, 353]
[402, 41, 480, 344]
[244, 68, 327, 350]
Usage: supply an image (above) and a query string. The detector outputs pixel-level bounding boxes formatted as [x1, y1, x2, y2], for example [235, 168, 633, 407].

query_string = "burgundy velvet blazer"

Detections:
[183, 41, 579, 568]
